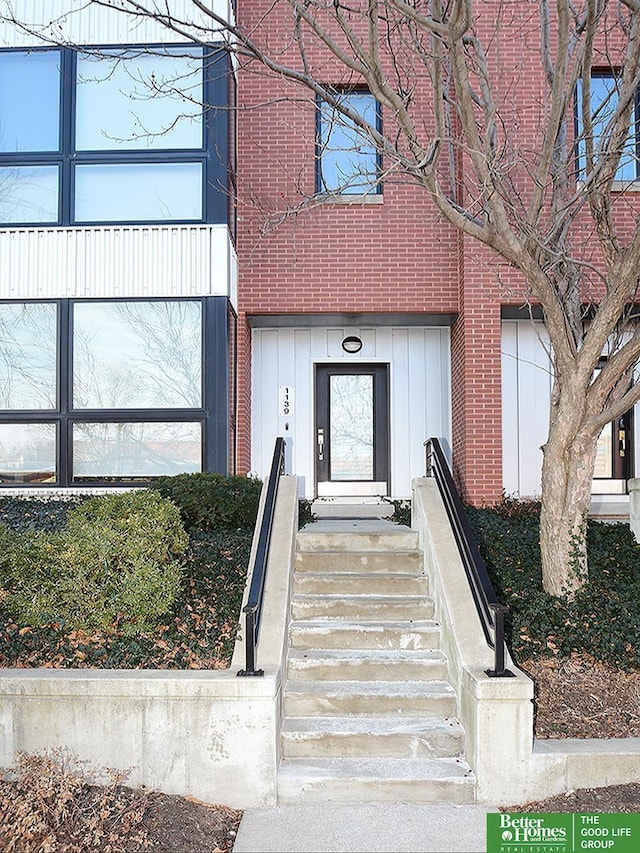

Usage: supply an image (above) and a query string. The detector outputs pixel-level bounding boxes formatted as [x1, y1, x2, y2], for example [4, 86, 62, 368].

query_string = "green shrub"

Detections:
[466, 500, 640, 670]
[150, 472, 262, 532]
[298, 499, 316, 528]
[0, 490, 187, 636]
[0, 528, 250, 669]
[385, 498, 411, 527]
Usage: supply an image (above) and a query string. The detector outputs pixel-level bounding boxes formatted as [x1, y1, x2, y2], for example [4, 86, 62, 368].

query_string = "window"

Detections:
[0, 45, 231, 225]
[72, 422, 202, 480]
[72, 301, 202, 409]
[0, 298, 234, 485]
[316, 90, 381, 195]
[0, 423, 56, 484]
[0, 302, 57, 409]
[576, 73, 640, 182]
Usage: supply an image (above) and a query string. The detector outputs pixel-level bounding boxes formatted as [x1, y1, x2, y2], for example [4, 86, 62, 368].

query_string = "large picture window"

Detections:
[72, 301, 202, 409]
[0, 297, 233, 486]
[0, 44, 231, 226]
[75, 48, 203, 151]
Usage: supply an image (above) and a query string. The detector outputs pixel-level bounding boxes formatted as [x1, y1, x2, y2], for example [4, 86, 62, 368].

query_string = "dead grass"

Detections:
[0, 750, 241, 853]
[520, 652, 640, 739]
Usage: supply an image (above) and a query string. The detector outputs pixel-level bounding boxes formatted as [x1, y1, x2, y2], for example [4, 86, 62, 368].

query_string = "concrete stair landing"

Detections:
[278, 518, 476, 804]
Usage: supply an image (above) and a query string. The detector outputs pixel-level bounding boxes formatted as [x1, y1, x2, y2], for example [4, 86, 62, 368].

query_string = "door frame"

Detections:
[314, 362, 390, 497]
[592, 408, 634, 494]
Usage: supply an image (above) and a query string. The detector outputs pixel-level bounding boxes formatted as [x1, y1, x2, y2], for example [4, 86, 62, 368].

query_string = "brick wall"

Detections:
[233, 1, 519, 500]
[233, 1, 624, 503]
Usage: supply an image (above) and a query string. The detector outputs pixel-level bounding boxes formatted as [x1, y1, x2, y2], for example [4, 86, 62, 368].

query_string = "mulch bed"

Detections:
[519, 653, 640, 738]
[504, 653, 640, 813]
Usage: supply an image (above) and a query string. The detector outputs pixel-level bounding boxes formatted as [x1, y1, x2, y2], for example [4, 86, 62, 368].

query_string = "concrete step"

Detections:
[295, 550, 422, 574]
[286, 649, 449, 682]
[297, 526, 419, 553]
[277, 757, 475, 803]
[281, 715, 465, 759]
[290, 594, 434, 621]
[311, 499, 394, 519]
[283, 680, 457, 717]
[289, 620, 441, 651]
[293, 572, 429, 596]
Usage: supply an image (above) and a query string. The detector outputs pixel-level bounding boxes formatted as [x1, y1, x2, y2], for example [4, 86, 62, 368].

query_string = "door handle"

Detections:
[317, 428, 324, 461]
[619, 429, 626, 456]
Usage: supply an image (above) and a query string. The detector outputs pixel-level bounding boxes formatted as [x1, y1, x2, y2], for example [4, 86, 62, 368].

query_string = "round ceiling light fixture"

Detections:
[341, 335, 363, 354]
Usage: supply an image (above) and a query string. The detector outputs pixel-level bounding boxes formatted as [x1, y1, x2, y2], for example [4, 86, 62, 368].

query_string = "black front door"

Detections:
[315, 363, 390, 497]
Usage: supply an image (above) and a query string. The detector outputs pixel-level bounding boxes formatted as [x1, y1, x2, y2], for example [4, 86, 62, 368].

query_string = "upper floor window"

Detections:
[576, 72, 640, 183]
[316, 90, 381, 196]
[0, 45, 231, 226]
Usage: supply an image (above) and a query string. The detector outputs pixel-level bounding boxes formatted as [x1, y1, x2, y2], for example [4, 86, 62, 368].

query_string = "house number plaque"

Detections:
[279, 386, 294, 416]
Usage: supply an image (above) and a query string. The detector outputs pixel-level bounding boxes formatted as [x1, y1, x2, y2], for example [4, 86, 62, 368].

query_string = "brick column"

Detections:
[450, 237, 504, 505]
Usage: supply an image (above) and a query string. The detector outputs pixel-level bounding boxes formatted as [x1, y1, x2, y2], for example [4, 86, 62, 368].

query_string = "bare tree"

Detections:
[5, 0, 640, 597]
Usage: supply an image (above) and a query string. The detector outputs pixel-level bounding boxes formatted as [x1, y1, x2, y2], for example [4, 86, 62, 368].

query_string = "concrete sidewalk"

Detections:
[233, 802, 498, 852]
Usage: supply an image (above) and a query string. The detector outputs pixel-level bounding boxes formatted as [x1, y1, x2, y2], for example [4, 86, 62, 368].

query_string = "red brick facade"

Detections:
[233, 1, 560, 504]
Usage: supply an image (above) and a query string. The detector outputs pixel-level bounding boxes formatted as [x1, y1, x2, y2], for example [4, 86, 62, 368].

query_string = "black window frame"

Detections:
[0, 43, 233, 227]
[315, 88, 383, 196]
[0, 296, 235, 487]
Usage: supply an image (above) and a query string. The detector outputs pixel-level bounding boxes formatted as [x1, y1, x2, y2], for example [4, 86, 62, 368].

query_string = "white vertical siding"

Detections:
[390, 327, 451, 489]
[0, 1, 234, 47]
[0, 225, 236, 303]
[251, 324, 451, 499]
[501, 323, 521, 494]
[501, 320, 552, 497]
[503, 320, 640, 497]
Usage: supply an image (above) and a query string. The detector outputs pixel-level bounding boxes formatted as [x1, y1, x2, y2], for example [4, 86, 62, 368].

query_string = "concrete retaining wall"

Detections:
[0, 475, 299, 809]
[2, 477, 637, 807]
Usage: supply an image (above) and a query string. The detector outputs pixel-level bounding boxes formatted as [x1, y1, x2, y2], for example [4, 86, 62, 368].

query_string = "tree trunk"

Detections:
[539, 419, 599, 597]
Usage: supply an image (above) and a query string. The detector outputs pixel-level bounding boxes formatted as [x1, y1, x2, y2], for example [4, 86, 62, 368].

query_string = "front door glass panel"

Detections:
[329, 373, 374, 480]
[594, 422, 613, 478]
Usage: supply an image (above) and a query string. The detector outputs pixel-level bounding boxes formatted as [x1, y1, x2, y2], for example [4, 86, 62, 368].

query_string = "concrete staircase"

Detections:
[277, 518, 476, 803]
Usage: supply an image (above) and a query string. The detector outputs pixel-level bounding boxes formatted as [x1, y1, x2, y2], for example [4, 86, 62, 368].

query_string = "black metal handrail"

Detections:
[424, 437, 513, 677]
[237, 437, 286, 677]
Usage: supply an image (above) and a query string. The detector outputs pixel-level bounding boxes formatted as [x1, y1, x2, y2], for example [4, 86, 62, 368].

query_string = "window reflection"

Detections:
[0, 166, 58, 223]
[0, 50, 60, 152]
[318, 92, 380, 194]
[73, 300, 202, 409]
[576, 75, 639, 182]
[0, 423, 56, 483]
[72, 421, 201, 480]
[329, 374, 374, 480]
[0, 302, 57, 409]
[74, 162, 202, 222]
[76, 48, 203, 151]
[0, 45, 212, 225]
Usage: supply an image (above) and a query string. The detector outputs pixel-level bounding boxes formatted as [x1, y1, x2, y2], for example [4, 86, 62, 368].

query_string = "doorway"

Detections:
[315, 363, 390, 497]
[593, 409, 634, 494]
